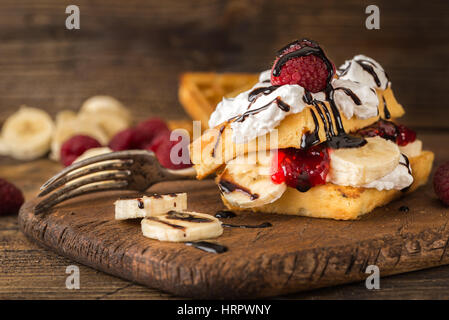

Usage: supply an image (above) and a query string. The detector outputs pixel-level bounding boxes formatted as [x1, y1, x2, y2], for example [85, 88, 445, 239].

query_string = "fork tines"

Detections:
[35, 151, 147, 214]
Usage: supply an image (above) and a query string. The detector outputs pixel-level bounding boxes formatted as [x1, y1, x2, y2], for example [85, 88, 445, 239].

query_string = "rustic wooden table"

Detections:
[0, 0, 448, 299]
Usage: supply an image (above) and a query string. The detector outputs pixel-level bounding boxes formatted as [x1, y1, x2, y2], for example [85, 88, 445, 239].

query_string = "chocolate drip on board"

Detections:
[185, 241, 228, 254]
[222, 222, 272, 229]
[214, 210, 237, 218]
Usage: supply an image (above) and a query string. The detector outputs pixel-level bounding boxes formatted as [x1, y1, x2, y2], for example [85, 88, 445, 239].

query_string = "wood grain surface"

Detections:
[0, 0, 449, 299]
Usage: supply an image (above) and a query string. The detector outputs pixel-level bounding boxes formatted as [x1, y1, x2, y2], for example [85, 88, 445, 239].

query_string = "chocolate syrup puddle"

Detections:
[214, 210, 236, 218]
[334, 87, 361, 105]
[211, 125, 225, 157]
[185, 241, 228, 254]
[166, 211, 213, 223]
[382, 96, 391, 119]
[218, 179, 259, 200]
[222, 222, 272, 229]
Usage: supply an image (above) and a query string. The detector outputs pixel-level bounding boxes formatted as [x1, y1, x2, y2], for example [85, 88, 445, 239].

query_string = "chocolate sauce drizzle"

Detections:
[218, 179, 259, 200]
[233, 96, 290, 123]
[355, 60, 382, 87]
[185, 241, 228, 254]
[211, 124, 225, 158]
[214, 210, 237, 218]
[166, 211, 213, 223]
[222, 222, 272, 229]
[272, 39, 367, 150]
[248, 85, 280, 102]
[146, 217, 185, 230]
[382, 96, 391, 119]
[137, 198, 144, 209]
[334, 87, 361, 105]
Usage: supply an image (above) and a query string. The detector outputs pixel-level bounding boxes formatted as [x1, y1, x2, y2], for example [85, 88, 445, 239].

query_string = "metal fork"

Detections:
[35, 150, 196, 214]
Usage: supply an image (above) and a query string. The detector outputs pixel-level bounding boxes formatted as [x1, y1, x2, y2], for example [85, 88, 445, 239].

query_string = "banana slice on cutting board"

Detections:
[0, 106, 54, 160]
[50, 110, 109, 161]
[115, 193, 187, 220]
[79, 96, 132, 139]
[217, 151, 286, 208]
[141, 211, 223, 242]
[328, 136, 401, 186]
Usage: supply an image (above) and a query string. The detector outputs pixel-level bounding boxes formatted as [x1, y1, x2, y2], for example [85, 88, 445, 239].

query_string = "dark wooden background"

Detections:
[1, 0, 449, 299]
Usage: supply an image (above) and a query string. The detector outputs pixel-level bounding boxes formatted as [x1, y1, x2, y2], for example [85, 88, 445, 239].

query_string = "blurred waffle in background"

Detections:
[178, 73, 259, 130]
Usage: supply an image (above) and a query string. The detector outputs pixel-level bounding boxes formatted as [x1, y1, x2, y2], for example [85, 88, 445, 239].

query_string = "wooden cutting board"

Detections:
[18, 173, 449, 299]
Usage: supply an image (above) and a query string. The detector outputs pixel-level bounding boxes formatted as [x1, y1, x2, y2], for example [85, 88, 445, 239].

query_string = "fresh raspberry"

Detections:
[147, 130, 171, 153]
[109, 128, 146, 151]
[0, 178, 24, 216]
[61, 135, 102, 167]
[136, 118, 170, 147]
[271, 39, 335, 93]
[434, 161, 449, 206]
[271, 144, 330, 192]
[146, 131, 192, 170]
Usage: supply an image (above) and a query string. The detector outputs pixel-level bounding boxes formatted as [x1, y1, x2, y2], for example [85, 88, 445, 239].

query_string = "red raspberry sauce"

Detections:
[271, 143, 330, 192]
[356, 120, 416, 146]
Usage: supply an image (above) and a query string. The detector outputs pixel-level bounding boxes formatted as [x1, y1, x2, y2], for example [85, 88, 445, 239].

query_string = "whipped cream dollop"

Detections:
[337, 55, 389, 89]
[209, 72, 307, 143]
[331, 79, 378, 119]
[363, 154, 413, 191]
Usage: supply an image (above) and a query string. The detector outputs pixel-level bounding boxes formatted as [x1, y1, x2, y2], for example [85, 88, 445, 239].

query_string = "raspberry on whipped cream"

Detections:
[337, 55, 389, 89]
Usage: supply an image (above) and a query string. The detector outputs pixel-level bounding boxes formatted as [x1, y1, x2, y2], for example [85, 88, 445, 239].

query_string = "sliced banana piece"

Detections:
[363, 154, 413, 191]
[217, 151, 286, 208]
[115, 193, 187, 220]
[79, 96, 132, 139]
[328, 136, 401, 186]
[399, 139, 422, 158]
[1, 106, 54, 160]
[50, 110, 109, 161]
[74, 147, 113, 163]
[141, 211, 222, 242]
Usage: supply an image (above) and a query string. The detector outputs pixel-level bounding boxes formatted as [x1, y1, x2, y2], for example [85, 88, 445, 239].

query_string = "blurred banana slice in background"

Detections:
[79, 95, 132, 139]
[0, 106, 54, 160]
[50, 110, 109, 161]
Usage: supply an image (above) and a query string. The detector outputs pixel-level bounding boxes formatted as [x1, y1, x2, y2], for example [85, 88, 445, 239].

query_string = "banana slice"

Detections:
[74, 147, 113, 163]
[399, 139, 422, 158]
[115, 193, 187, 220]
[50, 110, 109, 161]
[1, 106, 54, 160]
[217, 151, 286, 208]
[328, 136, 401, 186]
[79, 96, 132, 139]
[141, 211, 223, 242]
